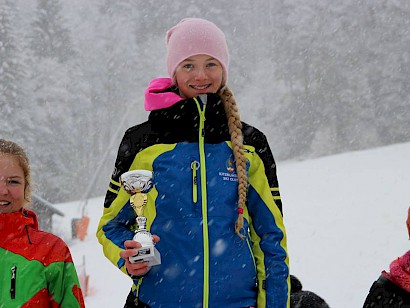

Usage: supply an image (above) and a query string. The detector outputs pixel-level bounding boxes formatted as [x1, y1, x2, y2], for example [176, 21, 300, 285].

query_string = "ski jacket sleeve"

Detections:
[256, 136, 283, 214]
[47, 238, 86, 307]
[244, 124, 283, 215]
[243, 130, 290, 308]
[96, 128, 144, 276]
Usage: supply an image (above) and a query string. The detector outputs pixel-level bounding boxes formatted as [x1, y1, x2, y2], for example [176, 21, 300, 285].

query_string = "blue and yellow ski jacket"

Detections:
[97, 78, 290, 308]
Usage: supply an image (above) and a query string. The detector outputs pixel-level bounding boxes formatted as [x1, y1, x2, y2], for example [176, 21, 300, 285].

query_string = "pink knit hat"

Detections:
[166, 18, 229, 83]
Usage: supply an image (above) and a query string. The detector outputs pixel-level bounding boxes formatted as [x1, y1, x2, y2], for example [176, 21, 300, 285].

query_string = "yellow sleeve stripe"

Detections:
[108, 186, 119, 194]
[270, 187, 280, 192]
[110, 179, 121, 187]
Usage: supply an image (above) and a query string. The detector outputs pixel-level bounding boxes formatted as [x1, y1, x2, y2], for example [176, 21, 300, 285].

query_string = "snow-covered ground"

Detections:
[53, 142, 410, 307]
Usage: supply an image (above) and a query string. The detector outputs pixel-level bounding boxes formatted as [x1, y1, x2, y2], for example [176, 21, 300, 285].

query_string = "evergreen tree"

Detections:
[27, 0, 88, 202]
[30, 0, 75, 62]
[0, 0, 27, 138]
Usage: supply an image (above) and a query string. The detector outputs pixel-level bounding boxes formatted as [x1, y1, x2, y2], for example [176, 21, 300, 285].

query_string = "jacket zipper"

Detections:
[135, 278, 144, 304]
[191, 161, 199, 203]
[10, 266, 17, 299]
[194, 97, 210, 308]
[245, 236, 256, 268]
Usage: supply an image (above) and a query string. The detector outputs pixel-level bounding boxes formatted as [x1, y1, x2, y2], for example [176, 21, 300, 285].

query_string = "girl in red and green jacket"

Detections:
[0, 139, 85, 307]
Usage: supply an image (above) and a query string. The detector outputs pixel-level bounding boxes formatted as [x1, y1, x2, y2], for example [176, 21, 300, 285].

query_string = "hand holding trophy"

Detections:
[120, 170, 161, 266]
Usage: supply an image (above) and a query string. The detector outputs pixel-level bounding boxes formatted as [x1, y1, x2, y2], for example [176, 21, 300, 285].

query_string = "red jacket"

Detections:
[0, 209, 85, 307]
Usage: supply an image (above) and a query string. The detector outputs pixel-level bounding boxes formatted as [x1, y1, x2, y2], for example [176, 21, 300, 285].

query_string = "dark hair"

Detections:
[0, 139, 31, 204]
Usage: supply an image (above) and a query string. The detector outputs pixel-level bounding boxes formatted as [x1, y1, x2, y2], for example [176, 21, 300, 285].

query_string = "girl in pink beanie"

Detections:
[145, 18, 230, 111]
[98, 17, 290, 308]
[363, 207, 410, 307]
[166, 18, 229, 86]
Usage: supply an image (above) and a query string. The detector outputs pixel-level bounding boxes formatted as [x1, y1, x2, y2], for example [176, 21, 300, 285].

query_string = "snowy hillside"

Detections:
[53, 142, 410, 307]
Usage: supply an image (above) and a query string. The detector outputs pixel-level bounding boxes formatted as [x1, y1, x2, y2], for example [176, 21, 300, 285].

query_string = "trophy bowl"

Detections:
[120, 170, 153, 195]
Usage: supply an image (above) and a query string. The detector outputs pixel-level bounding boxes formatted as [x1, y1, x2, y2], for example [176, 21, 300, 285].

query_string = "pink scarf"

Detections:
[407, 206, 410, 239]
[144, 78, 183, 111]
[387, 250, 410, 293]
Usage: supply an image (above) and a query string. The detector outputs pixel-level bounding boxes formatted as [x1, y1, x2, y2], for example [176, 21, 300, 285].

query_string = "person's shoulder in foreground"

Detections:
[363, 207, 410, 308]
[290, 275, 330, 308]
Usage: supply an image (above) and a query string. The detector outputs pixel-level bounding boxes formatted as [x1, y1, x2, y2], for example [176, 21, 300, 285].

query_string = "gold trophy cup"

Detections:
[120, 170, 161, 266]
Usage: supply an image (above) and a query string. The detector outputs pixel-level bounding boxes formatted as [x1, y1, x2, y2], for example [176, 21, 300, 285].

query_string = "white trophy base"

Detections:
[129, 232, 161, 266]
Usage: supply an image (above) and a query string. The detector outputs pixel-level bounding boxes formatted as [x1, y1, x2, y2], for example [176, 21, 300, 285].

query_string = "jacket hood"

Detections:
[144, 78, 183, 111]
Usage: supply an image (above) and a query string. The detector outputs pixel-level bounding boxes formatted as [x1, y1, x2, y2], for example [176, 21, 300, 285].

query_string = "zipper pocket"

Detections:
[10, 266, 17, 299]
[191, 161, 200, 203]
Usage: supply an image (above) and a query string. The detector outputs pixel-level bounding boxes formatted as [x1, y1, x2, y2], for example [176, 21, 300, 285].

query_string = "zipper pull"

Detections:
[198, 94, 207, 105]
[191, 161, 200, 203]
[10, 266, 17, 299]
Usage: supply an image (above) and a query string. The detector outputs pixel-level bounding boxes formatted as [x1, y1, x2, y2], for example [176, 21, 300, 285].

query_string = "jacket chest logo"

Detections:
[218, 155, 238, 182]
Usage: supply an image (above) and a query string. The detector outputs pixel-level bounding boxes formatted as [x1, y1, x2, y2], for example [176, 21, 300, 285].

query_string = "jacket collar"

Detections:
[147, 91, 230, 143]
[0, 209, 38, 239]
[144, 77, 225, 113]
[148, 92, 226, 124]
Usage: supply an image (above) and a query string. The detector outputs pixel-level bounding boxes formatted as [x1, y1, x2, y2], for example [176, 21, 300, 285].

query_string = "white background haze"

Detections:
[2, 1, 409, 204]
[1, 1, 409, 306]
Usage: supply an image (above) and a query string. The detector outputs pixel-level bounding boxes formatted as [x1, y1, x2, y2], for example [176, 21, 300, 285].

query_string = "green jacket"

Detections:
[0, 209, 85, 307]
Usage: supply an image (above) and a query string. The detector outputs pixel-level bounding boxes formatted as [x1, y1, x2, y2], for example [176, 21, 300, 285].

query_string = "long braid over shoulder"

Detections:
[217, 85, 248, 239]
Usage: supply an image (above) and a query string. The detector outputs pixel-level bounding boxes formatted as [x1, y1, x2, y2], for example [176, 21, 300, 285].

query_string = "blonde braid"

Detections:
[218, 85, 248, 239]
